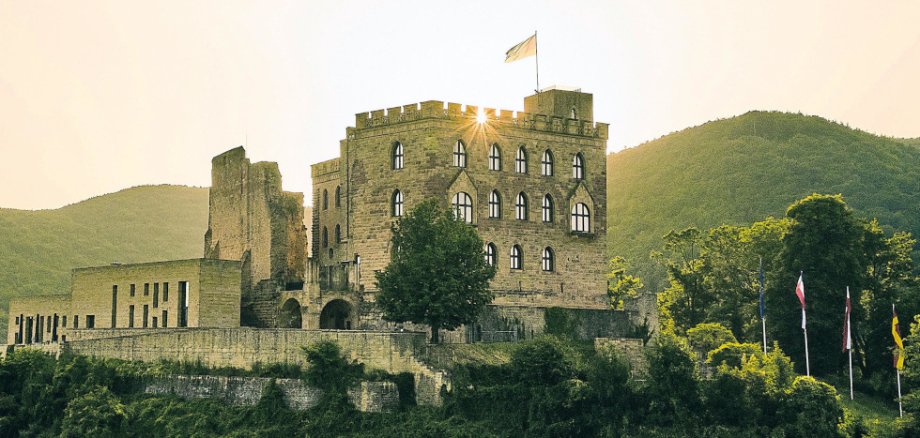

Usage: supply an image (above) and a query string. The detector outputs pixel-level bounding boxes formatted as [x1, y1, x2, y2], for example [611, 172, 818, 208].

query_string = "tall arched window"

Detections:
[489, 190, 502, 218]
[453, 140, 467, 168]
[335, 186, 342, 208]
[322, 189, 328, 210]
[452, 192, 473, 223]
[334, 224, 341, 243]
[541, 150, 554, 176]
[510, 245, 523, 270]
[515, 192, 528, 220]
[322, 226, 329, 248]
[392, 190, 404, 217]
[571, 203, 591, 233]
[542, 194, 554, 223]
[489, 144, 502, 171]
[542, 247, 555, 272]
[572, 153, 585, 180]
[392, 142, 404, 170]
[485, 243, 497, 267]
[515, 146, 527, 174]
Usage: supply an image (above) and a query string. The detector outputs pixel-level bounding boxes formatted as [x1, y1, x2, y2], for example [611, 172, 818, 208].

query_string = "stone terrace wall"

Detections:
[65, 328, 447, 405]
[144, 375, 398, 413]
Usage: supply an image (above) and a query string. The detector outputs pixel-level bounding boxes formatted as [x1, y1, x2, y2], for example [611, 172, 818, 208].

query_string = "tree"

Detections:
[607, 256, 644, 310]
[375, 199, 496, 343]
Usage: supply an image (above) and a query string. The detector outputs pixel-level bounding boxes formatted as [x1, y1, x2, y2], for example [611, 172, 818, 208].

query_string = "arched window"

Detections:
[542, 247, 555, 272]
[571, 203, 591, 233]
[335, 186, 342, 208]
[453, 140, 467, 168]
[334, 224, 341, 243]
[489, 144, 502, 171]
[570, 107, 577, 120]
[392, 142, 404, 170]
[489, 190, 502, 218]
[541, 150, 554, 176]
[322, 226, 329, 248]
[572, 153, 585, 180]
[515, 146, 527, 174]
[322, 189, 328, 210]
[542, 194, 554, 223]
[510, 245, 523, 270]
[392, 190, 403, 217]
[515, 192, 528, 220]
[485, 243, 497, 267]
[452, 192, 473, 223]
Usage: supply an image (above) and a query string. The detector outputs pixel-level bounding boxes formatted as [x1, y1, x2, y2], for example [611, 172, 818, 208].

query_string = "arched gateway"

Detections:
[319, 299, 354, 330]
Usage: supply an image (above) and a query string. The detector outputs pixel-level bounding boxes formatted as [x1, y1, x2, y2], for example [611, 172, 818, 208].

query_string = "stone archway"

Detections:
[280, 298, 303, 329]
[319, 299, 354, 330]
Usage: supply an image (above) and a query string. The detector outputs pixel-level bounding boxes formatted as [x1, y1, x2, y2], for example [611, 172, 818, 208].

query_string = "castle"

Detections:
[5, 89, 648, 395]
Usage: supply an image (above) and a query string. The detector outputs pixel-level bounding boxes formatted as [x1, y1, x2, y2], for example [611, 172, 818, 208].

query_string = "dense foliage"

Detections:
[608, 111, 920, 290]
[0, 185, 209, 331]
[375, 199, 496, 342]
[656, 194, 919, 381]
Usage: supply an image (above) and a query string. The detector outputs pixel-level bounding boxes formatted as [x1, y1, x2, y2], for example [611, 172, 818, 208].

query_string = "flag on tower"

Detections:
[893, 306, 905, 370]
[795, 274, 806, 329]
[505, 33, 537, 63]
[842, 288, 851, 352]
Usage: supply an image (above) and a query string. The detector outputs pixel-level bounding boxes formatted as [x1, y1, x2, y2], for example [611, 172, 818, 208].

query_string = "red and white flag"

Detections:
[795, 274, 806, 329]
[842, 287, 852, 352]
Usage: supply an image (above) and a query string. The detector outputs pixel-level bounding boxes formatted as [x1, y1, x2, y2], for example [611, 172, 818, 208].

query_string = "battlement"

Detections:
[310, 158, 340, 177]
[352, 99, 608, 139]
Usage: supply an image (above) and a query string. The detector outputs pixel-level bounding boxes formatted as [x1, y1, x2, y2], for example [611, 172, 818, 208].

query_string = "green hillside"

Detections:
[607, 111, 920, 288]
[0, 185, 209, 331]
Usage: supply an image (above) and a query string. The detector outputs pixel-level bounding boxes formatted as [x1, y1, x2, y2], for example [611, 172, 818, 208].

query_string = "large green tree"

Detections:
[375, 199, 496, 343]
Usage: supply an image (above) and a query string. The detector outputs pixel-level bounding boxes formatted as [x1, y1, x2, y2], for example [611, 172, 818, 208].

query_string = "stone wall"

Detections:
[6, 295, 70, 344]
[468, 305, 635, 343]
[143, 375, 398, 412]
[64, 328, 447, 405]
[594, 337, 648, 378]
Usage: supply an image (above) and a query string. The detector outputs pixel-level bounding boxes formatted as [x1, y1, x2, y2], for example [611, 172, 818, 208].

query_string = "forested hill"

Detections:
[0, 185, 210, 330]
[607, 111, 920, 287]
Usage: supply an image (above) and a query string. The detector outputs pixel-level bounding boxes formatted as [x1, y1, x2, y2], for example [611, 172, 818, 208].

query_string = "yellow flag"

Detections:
[893, 307, 905, 369]
[505, 34, 537, 63]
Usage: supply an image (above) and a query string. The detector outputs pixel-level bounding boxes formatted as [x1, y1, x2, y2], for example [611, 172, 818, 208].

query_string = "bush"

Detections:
[687, 322, 737, 355]
[60, 386, 128, 437]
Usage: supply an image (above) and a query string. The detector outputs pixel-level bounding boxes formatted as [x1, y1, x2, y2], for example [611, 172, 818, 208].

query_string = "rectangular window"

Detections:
[163, 282, 169, 301]
[86, 315, 95, 329]
[62, 315, 67, 328]
[111, 285, 118, 328]
[129, 306, 135, 328]
[144, 283, 149, 296]
[178, 281, 189, 327]
[162, 310, 168, 328]
[143, 305, 149, 328]
[153, 283, 159, 308]
[74, 315, 79, 329]
[152, 316, 158, 328]
[130, 284, 136, 297]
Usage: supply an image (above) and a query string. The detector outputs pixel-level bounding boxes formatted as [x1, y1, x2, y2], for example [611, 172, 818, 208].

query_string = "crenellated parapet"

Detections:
[352, 99, 608, 140]
[310, 158, 340, 177]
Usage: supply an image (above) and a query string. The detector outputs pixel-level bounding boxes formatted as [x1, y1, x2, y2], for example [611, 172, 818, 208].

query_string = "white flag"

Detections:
[505, 34, 537, 63]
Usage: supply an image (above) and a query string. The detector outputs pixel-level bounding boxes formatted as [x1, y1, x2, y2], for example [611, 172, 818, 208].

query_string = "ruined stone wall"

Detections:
[594, 337, 648, 378]
[143, 375, 399, 412]
[65, 328, 447, 405]
[204, 147, 306, 321]
[312, 91, 609, 312]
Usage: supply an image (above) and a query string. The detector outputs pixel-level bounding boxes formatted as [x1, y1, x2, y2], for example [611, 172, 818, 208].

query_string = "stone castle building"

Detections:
[7, 88, 639, 349]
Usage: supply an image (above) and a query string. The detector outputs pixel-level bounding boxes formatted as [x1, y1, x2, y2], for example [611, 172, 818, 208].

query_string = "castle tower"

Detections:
[204, 146, 307, 326]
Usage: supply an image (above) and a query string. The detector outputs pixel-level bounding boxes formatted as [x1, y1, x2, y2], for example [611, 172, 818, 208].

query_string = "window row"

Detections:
[392, 140, 586, 179]
[484, 243, 556, 272]
[321, 186, 343, 211]
[321, 224, 344, 247]
[452, 191, 592, 232]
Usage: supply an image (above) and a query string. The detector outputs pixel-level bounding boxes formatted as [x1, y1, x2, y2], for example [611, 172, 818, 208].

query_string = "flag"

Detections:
[842, 288, 851, 352]
[505, 33, 537, 63]
[758, 257, 766, 319]
[893, 305, 905, 369]
[795, 274, 806, 329]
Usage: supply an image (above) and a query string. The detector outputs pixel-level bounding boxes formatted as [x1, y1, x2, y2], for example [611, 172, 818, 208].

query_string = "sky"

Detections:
[1, 1, 919, 210]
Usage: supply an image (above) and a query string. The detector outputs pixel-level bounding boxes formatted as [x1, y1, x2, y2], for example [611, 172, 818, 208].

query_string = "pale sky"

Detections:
[1, 1, 918, 210]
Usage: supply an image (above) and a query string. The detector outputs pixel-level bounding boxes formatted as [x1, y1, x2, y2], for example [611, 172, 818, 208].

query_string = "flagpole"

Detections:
[894, 303, 904, 417]
[846, 287, 853, 400]
[759, 256, 767, 354]
[762, 316, 767, 354]
[534, 30, 540, 94]
[801, 271, 810, 376]
[897, 369, 903, 417]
